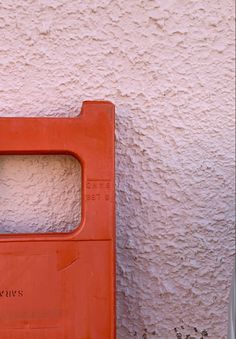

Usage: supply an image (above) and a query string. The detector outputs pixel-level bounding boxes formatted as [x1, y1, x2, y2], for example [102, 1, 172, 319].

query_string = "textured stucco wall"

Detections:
[0, 155, 81, 233]
[0, 1, 235, 338]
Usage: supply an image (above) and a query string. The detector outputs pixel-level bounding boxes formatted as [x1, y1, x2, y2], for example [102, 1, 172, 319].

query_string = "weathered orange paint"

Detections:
[0, 101, 116, 339]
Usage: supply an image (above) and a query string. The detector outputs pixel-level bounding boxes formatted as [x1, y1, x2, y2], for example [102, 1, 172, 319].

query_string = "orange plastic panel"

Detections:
[0, 101, 116, 339]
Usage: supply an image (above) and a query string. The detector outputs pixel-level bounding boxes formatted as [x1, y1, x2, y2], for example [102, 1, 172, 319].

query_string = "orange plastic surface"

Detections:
[0, 101, 116, 339]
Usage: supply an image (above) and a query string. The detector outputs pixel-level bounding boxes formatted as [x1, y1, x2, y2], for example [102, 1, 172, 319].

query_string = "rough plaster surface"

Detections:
[0, 155, 81, 233]
[0, 0, 235, 338]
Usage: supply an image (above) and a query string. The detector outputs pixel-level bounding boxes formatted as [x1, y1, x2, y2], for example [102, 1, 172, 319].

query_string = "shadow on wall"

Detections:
[116, 109, 154, 338]
[115, 106, 219, 338]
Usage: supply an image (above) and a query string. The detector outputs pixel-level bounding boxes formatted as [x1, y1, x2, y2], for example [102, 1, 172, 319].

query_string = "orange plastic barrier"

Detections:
[0, 101, 116, 339]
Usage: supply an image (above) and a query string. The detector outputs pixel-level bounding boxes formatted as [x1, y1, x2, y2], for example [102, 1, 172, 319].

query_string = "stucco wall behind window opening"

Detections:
[0, 155, 81, 233]
[0, 0, 235, 338]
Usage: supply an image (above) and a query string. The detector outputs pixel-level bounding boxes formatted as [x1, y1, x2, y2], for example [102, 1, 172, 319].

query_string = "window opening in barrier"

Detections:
[0, 154, 81, 234]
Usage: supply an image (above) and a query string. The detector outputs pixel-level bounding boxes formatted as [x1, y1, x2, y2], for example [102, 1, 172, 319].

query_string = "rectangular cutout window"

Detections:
[0, 155, 81, 234]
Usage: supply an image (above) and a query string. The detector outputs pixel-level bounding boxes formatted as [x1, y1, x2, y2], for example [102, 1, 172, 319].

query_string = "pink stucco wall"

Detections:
[0, 1, 235, 338]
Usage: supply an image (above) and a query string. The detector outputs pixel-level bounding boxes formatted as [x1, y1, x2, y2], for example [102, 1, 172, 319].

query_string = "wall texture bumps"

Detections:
[0, 0, 235, 338]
